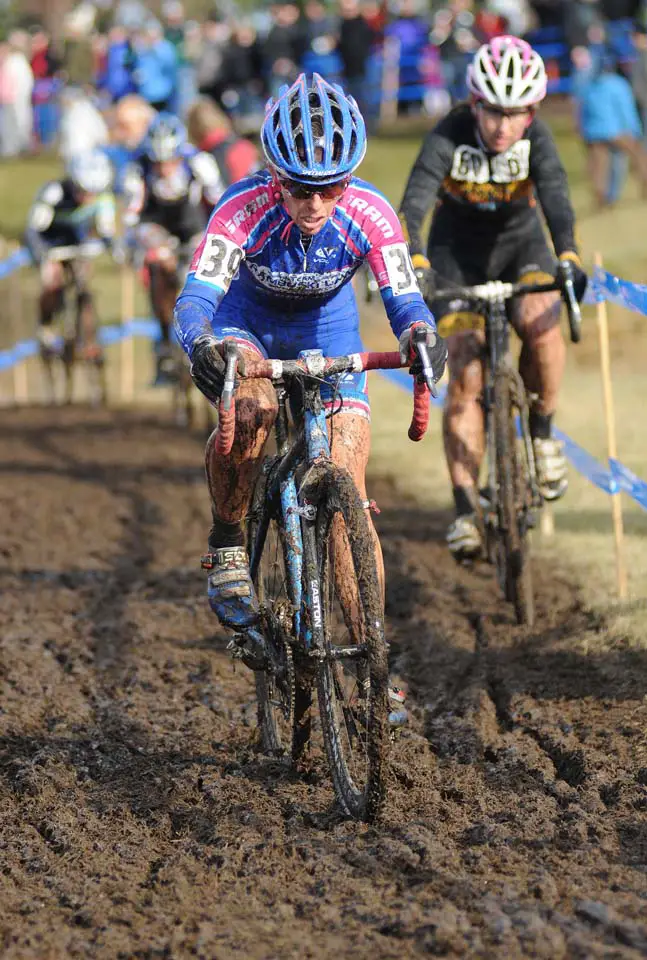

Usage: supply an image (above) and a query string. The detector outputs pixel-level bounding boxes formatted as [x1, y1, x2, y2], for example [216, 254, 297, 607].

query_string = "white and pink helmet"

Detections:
[467, 36, 547, 110]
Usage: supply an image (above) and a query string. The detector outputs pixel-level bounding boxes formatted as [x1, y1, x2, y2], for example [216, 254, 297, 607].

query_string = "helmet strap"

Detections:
[270, 169, 284, 203]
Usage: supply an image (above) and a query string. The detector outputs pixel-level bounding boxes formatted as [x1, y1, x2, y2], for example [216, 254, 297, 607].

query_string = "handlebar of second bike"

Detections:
[47, 241, 106, 263]
[214, 344, 437, 457]
[434, 260, 583, 345]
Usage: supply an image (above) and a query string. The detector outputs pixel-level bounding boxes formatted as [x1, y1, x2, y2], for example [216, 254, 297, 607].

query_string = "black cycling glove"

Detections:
[398, 322, 448, 383]
[189, 335, 227, 404]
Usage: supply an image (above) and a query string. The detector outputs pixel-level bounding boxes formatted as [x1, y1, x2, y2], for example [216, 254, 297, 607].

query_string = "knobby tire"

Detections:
[311, 465, 388, 822]
[493, 368, 534, 626]
[247, 458, 311, 762]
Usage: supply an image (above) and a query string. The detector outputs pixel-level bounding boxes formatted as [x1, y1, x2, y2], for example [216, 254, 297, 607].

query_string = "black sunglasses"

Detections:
[278, 178, 350, 200]
[478, 103, 532, 120]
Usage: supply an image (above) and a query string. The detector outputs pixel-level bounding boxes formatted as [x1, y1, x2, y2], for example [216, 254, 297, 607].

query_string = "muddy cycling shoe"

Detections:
[37, 327, 59, 355]
[533, 437, 568, 501]
[201, 546, 260, 630]
[388, 686, 409, 728]
[447, 513, 483, 561]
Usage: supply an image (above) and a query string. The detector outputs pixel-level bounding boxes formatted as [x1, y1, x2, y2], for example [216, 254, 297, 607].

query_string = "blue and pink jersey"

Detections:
[174, 170, 435, 362]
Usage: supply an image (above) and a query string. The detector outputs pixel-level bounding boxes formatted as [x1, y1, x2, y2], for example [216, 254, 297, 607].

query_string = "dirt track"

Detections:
[1, 407, 646, 959]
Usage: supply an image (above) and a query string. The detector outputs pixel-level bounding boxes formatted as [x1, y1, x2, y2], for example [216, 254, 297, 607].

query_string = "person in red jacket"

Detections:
[187, 97, 261, 187]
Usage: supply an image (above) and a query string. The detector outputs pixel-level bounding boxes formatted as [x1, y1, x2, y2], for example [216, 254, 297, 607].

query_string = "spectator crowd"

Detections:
[3, 0, 647, 207]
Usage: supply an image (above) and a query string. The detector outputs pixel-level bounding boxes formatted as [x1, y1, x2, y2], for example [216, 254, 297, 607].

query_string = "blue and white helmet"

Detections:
[261, 73, 367, 186]
[143, 112, 187, 162]
[67, 150, 113, 193]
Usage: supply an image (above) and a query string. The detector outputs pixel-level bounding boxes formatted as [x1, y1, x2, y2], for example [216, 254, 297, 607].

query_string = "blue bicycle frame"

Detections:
[248, 349, 336, 652]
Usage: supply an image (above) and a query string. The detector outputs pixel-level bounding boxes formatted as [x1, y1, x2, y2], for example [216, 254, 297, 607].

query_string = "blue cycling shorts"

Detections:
[212, 284, 370, 420]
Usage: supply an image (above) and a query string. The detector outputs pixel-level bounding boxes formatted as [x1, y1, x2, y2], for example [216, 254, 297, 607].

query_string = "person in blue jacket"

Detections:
[571, 44, 647, 207]
[96, 25, 137, 104]
[130, 20, 178, 112]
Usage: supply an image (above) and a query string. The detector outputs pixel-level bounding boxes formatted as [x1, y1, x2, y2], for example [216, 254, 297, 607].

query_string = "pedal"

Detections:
[227, 629, 267, 671]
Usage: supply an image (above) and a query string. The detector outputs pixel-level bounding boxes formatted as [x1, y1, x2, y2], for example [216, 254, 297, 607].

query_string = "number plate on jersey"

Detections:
[195, 235, 243, 292]
[450, 140, 530, 184]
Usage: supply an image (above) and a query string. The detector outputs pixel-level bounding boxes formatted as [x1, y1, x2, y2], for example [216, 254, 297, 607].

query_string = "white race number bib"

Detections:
[195, 234, 244, 292]
[382, 242, 419, 296]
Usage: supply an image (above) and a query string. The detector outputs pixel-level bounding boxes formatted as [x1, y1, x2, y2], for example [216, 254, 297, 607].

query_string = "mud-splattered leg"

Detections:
[516, 290, 564, 417]
[205, 375, 278, 541]
[329, 413, 383, 641]
[443, 331, 486, 504]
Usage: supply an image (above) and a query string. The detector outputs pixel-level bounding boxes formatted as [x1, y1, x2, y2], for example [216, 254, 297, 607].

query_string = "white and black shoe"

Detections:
[447, 513, 483, 561]
[533, 437, 568, 501]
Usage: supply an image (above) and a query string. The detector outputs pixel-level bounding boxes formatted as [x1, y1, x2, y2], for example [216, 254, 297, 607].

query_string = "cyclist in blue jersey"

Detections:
[174, 72, 448, 632]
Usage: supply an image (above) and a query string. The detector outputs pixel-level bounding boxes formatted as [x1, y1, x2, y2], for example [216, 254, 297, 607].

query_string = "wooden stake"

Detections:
[540, 504, 554, 539]
[8, 241, 29, 405]
[120, 262, 136, 403]
[594, 251, 628, 599]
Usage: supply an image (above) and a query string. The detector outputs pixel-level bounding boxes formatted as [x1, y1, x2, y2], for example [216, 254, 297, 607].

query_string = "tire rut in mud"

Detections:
[1, 409, 646, 959]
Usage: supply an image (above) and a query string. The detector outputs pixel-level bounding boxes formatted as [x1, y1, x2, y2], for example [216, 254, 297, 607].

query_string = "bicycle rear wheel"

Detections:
[494, 368, 534, 626]
[309, 465, 388, 821]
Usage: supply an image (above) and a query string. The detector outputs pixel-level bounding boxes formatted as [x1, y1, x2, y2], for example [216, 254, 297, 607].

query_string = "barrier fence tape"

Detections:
[0, 247, 31, 280]
[1, 248, 646, 510]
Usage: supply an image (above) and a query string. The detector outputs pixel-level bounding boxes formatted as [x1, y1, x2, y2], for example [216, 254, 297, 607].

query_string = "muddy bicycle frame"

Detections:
[436, 272, 581, 522]
[41, 242, 105, 404]
[434, 271, 581, 622]
[215, 341, 433, 663]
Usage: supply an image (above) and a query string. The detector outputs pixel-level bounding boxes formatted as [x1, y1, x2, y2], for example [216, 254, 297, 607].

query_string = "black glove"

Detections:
[398, 322, 448, 383]
[556, 254, 588, 303]
[189, 335, 226, 404]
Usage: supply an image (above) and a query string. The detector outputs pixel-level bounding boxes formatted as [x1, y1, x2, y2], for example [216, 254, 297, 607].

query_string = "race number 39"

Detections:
[195, 234, 243, 291]
[382, 243, 418, 296]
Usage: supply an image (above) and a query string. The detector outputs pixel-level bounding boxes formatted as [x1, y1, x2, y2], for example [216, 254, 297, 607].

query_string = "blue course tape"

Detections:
[609, 458, 647, 509]
[0, 338, 39, 371]
[585, 265, 647, 314]
[0, 247, 31, 279]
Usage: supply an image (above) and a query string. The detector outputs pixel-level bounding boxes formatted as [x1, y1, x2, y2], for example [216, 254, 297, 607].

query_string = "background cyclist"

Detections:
[24, 149, 116, 365]
[399, 35, 588, 562]
[122, 111, 225, 383]
[173, 72, 448, 634]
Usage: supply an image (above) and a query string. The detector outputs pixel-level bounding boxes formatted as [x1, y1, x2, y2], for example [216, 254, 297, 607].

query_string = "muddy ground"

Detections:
[1, 407, 646, 959]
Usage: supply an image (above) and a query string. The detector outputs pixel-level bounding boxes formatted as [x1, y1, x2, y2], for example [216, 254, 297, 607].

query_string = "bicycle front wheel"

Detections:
[494, 368, 534, 626]
[308, 465, 388, 822]
[247, 461, 297, 760]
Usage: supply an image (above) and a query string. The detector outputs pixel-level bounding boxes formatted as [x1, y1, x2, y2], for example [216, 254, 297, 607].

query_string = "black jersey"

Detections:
[123, 147, 224, 245]
[24, 179, 116, 263]
[399, 104, 578, 259]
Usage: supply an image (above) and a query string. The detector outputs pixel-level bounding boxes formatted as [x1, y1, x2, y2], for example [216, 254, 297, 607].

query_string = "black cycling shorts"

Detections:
[429, 218, 556, 338]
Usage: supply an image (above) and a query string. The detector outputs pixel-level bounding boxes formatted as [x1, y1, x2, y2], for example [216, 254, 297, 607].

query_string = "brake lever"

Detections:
[221, 340, 239, 412]
[557, 260, 583, 345]
[414, 340, 438, 399]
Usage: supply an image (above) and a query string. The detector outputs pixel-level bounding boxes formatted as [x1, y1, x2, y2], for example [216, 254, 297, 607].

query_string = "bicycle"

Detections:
[39, 242, 107, 406]
[205, 335, 435, 821]
[134, 224, 211, 431]
[434, 264, 582, 626]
